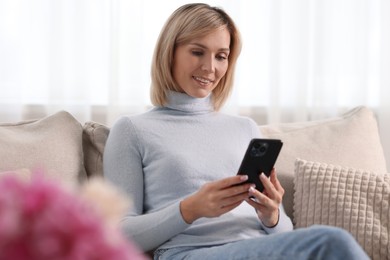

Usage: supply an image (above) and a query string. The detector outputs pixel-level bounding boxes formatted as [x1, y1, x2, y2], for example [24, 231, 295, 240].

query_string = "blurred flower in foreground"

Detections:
[80, 177, 131, 229]
[0, 172, 147, 260]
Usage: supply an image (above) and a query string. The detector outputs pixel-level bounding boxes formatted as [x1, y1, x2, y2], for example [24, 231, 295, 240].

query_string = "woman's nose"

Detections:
[201, 56, 215, 73]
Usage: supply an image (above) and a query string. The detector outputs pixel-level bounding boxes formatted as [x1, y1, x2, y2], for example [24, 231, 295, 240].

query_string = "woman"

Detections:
[104, 3, 368, 259]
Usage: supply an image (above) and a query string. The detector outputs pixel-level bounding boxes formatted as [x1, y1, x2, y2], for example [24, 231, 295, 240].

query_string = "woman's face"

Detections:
[172, 26, 230, 98]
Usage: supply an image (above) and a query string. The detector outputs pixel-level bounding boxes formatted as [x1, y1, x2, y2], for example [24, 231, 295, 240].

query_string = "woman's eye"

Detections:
[216, 55, 227, 61]
[192, 51, 203, 56]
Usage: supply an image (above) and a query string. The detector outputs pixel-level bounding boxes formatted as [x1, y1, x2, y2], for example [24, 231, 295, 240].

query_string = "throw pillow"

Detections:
[83, 121, 110, 178]
[294, 158, 390, 260]
[0, 111, 87, 184]
[260, 106, 388, 219]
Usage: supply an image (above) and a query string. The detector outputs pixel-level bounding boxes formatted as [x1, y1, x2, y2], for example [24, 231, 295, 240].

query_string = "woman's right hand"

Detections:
[180, 175, 254, 224]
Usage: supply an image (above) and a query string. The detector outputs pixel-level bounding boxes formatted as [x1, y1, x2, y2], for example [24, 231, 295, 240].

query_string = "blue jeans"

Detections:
[154, 225, 369, 260]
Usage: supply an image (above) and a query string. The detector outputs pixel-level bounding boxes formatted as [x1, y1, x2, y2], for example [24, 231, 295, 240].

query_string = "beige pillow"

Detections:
[0, 111, 87, 184]
[294, 158, 390, 260]
[82, 121, 110, 178]
[260, 106, 388, 219]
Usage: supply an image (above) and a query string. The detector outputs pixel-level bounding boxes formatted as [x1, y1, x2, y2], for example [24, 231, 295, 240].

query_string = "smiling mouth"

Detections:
[193, 76, 214, 86]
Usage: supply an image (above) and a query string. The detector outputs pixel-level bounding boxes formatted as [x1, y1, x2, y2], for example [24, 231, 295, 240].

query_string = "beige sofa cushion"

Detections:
[0, 111, 87, 184]
[83, 121, 110, 178]
[294, 158, 390, 260]
[260, 106, 388, 219]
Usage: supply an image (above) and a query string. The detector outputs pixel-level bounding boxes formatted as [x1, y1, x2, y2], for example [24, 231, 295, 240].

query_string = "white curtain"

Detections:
[1, 0, 389, 168]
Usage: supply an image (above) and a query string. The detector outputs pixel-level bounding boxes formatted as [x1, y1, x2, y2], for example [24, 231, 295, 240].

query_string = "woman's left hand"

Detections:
[245, 168, 284, 227]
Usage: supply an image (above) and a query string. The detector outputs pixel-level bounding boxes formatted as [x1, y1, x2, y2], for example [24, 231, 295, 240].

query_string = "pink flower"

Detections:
[0, 173, 147, 260]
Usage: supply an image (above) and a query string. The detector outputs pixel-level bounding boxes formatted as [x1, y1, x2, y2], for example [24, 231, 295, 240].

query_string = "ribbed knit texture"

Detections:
[294, 158, 390, 260]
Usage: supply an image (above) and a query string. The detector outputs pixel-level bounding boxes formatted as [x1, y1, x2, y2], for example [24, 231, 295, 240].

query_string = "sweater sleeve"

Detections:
[103, 117, 190, 252]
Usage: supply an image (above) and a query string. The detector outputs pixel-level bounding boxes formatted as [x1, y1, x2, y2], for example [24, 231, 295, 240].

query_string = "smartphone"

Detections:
[237, 138, 283, 192]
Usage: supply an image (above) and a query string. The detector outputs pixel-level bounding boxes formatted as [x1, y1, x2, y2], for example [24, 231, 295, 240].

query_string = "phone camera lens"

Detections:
[259, 144, 267, 153]
[250, 142, 268, 157]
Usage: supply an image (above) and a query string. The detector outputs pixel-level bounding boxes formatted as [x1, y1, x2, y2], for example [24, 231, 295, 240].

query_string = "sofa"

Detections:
[1, 106, 388, 259]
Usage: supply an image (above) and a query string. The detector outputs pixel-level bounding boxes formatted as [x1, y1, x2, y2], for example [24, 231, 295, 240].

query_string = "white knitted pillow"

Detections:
[293, 158, 390, 260]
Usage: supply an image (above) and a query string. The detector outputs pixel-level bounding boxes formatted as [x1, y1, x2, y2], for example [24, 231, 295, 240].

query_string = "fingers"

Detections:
[183, 173, 281, 222]
[219, 175, 249, 188]
[260, 170, 284, 202]
[244, 168, 284, 226]
[245, 195, 268, 213]
[270, 169, 285, 196]
[220, 200, 243, 212]
[211, 175, 252, 200]
[248, 185, 270, 206]
[245, 169, 284, 211]
[217, 176, 255, 208]
[260, 173, 277, 198]
[246, 182, 280, 227]
[191, 175, 253, 219]
[219, 186, 253, 208]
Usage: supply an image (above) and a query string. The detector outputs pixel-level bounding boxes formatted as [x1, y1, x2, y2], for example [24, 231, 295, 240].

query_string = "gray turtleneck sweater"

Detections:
[103, 91, 293, 252]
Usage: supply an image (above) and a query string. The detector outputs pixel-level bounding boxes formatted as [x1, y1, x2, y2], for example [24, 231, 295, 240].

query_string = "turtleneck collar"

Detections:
[164, 91, 214, 113]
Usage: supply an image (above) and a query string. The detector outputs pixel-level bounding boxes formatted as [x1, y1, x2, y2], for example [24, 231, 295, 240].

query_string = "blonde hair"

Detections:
[150, 3, 242, 111]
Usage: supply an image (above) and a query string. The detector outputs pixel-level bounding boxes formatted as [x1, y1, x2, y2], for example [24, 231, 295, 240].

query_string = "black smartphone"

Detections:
[237, 138, 283, 192]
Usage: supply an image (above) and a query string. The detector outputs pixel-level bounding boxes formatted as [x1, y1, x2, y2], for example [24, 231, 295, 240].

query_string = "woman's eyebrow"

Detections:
[189, 43, 230, 52]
